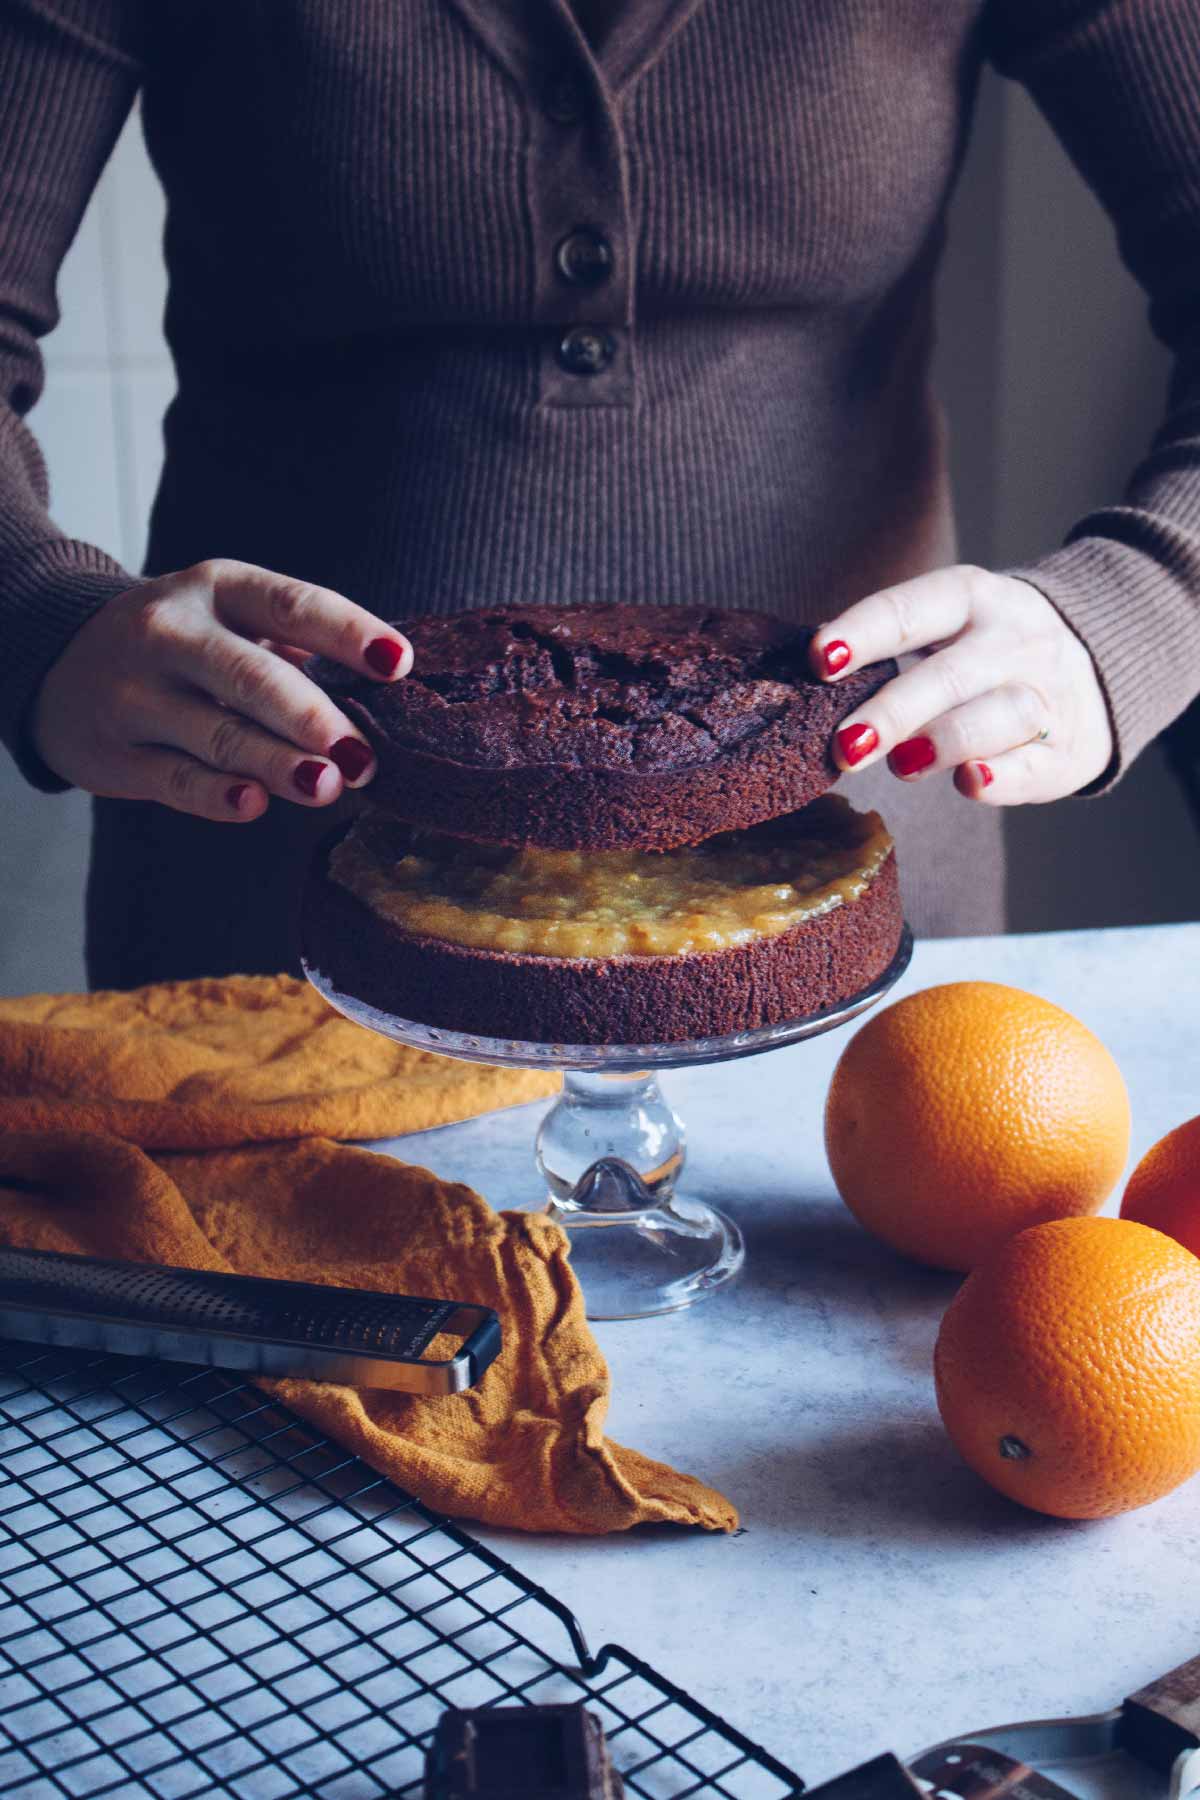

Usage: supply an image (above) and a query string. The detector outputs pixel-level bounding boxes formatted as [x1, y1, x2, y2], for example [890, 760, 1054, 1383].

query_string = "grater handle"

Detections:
[1120, 1654, 1200, 1771]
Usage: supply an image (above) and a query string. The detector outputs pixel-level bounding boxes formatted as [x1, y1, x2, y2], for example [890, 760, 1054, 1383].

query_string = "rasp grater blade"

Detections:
[0, 1246, 500, 1393]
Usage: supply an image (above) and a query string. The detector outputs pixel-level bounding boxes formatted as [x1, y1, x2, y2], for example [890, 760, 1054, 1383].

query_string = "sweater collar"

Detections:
[443, 0, 711, 99]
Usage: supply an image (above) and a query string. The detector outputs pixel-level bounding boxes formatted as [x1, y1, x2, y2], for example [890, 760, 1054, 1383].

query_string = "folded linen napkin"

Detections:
[0, 976, 736, 1535]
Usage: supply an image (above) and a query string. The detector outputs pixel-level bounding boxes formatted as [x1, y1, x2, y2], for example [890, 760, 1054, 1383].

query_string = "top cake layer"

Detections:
[312, 605, 893, 850]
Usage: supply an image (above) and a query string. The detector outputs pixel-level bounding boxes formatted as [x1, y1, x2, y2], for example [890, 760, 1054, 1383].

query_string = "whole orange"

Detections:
[1120, 1114, 1200, 1258]
[934, 1216, 1200, 1518]
[824, 981, 1130, 1271]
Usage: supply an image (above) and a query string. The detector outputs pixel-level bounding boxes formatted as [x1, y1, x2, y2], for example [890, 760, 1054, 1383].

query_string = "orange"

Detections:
[934, 1216, 1200, 1518]
[1120, 1114, 1200, 1258]
[823, 981, 1130, 1271]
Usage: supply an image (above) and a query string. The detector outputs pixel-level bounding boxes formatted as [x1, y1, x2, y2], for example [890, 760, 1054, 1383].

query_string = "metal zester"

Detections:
[0, 1245, 500, 1393]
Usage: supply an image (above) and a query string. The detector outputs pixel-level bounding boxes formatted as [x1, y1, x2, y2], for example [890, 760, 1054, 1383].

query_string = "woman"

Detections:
[2, 0, 1196, 985]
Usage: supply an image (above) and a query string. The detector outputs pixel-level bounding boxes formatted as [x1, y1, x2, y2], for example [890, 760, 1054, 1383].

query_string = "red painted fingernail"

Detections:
[976, 761, 994, 787]
[365, 637, 408, 678]
[888, 735, 937, 778]
[328, 736, 374, 781]
[822, 639, 852, 677]
[836, 722, 878, 767]
[293, 759, 326, 797]
[226, 783, 252, 811]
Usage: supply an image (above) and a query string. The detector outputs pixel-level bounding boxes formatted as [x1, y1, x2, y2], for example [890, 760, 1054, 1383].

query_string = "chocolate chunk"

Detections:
[424, 1703, 624, 1798]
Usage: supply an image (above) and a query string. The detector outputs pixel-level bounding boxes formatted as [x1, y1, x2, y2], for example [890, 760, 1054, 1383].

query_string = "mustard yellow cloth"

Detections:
[0, 976, 737, 1535]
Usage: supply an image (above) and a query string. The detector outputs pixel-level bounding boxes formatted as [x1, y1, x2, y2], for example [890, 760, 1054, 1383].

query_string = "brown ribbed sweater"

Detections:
[2, 0, 1200, 983]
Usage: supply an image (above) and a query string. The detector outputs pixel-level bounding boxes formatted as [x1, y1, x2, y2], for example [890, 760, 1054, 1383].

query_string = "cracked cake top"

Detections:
[314, 605, 885, 771]
[309, 605, 893, 849]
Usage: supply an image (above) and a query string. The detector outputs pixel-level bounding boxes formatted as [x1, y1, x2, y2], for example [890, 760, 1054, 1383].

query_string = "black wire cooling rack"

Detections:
[0, 1339, 804, 1800]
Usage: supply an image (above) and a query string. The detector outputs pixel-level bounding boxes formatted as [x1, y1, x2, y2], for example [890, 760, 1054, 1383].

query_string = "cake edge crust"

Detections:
[301, 831, 904, 1046]
[341, 709, 870, 851]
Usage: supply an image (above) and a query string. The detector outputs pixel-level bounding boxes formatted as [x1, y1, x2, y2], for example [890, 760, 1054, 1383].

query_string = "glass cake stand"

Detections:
[304, 926, 912, 1321]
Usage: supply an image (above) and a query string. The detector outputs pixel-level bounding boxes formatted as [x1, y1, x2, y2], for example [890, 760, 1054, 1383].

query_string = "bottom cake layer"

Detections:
[301, 828, 903, 1047]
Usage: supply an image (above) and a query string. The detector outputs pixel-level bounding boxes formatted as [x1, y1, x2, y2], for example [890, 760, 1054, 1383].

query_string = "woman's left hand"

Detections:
[810, 564, 1114, 801]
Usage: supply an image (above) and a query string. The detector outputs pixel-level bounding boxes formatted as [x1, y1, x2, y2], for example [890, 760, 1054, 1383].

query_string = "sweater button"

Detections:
[543, 71, 586, 125]
[555, 229, 614, 288]
[558, 326, 616, 376]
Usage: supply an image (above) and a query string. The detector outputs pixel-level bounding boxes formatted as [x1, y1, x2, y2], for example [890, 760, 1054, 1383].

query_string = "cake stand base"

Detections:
[303, 925, 912, 1323]
[546, 1184, 745, 1321]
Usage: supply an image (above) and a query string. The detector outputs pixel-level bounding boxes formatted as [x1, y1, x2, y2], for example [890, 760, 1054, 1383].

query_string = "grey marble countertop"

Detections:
[375, 921, 1200, 1790]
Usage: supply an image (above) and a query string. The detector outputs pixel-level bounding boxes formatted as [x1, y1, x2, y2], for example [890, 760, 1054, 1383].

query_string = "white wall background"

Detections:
[1, 115, 172, 998]
[937, 78, 1200, 933]
[1, 74, 1198, 995]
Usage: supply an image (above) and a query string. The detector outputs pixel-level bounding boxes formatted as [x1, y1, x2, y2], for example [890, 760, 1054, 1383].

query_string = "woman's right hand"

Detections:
[30, 559, 412, 822]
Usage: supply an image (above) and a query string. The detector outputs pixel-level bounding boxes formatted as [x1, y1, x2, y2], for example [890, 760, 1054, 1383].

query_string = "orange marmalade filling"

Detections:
[330, 795, 892, 960]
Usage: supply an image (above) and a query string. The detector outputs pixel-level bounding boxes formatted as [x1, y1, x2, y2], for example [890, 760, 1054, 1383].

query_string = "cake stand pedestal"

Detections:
[304, 926, 912, 1321]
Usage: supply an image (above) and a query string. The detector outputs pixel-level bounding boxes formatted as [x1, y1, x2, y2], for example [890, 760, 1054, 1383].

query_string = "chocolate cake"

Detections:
[310, 605, 893, 850]
[302, 798, 904, 1046]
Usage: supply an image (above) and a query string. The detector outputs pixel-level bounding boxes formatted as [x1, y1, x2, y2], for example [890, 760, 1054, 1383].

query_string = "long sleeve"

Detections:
[984, 0, 1200, 787]
[0, 0, 146, 787]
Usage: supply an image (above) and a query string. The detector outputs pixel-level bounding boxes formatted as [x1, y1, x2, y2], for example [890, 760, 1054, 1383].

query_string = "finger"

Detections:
[809, 565, 989, 681]
[195, 560, 412, 680]
[132, 692, 360, 804]
[123, 749, 271, 823]
[166, 628, 378, 769]
[953, 741, 1061, 805]
[884, 685, 1049, 782]
[260, 640, 315, 670]
[830, 640, 1012, 771]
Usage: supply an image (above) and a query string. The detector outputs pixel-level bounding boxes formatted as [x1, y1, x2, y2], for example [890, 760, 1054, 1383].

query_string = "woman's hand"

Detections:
[31, 559, 412, 822]
[810, 565, 1113, 801]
